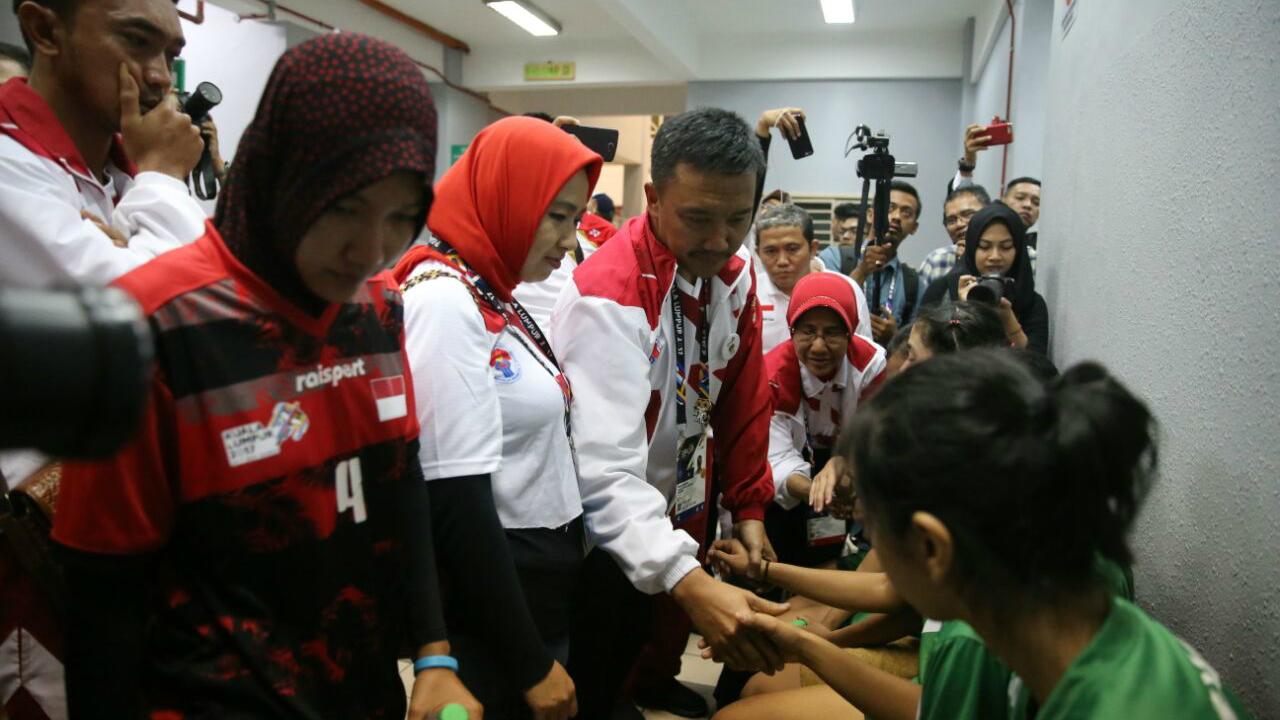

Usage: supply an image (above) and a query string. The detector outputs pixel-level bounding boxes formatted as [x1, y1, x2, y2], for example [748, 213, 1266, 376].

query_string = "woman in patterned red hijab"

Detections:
[215, 32, 438, 313]
[54, 33, 482, 720]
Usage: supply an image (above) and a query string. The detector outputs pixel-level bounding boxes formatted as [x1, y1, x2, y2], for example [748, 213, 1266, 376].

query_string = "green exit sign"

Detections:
[524, 61, 576, 82]
[450, 144, 467, 165]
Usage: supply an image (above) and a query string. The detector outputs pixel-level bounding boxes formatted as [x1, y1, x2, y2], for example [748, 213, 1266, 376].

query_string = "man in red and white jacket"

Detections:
[552, 107, 787, 718]
[0, 0, 205, 293]
[0, 0, 206, 487]
[1, 3, 204, 718]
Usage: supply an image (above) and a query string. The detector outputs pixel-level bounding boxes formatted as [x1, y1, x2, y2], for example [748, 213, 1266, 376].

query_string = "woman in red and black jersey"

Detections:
[52, 35, 479, 720]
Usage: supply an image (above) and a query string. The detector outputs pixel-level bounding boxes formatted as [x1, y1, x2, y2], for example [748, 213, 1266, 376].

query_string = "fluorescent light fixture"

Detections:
[820, 0, 856, 24]
[484, 0, 562, 37]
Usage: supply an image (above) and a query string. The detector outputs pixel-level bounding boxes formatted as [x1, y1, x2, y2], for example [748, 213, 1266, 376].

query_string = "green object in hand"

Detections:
[438, 704, 469, 720]
[793, 618, 809, 627]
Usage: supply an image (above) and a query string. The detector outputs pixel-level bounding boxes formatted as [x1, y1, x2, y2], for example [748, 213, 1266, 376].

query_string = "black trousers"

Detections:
[566, 547, 655, 719]
[445, 518, 584, 720]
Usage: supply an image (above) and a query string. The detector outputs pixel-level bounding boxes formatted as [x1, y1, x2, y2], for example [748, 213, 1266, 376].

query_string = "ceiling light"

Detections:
[820, 0, 856, 24]
[484, 0, 561, 37]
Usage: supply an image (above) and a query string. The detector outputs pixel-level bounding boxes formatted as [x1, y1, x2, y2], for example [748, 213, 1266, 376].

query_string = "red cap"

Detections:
[786, 273, 860, 334]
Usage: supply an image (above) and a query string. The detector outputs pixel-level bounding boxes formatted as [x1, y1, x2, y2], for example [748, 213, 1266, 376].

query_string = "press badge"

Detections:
[806, 509, 847, 547]
[674, 427, 713, 524]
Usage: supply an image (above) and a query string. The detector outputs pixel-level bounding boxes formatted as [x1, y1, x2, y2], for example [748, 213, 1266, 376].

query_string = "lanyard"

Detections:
[671, 280, 712, 429]
[424, 239, 572, 437]
[864, 266, 897, 316]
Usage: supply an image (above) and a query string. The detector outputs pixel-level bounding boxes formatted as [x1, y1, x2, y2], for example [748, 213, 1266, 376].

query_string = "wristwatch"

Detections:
[957, 157, 976, 173]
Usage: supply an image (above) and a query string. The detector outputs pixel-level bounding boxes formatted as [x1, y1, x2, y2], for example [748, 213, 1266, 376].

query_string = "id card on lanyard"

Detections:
[423, 239, 575, 449]
[671, 282, 713, 526]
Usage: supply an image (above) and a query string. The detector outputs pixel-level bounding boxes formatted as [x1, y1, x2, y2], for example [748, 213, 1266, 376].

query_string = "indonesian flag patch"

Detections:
[371, 375, 407, 422]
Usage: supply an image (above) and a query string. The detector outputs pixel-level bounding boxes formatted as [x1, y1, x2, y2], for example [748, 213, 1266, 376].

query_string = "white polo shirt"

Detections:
[402, 258, 582, 530]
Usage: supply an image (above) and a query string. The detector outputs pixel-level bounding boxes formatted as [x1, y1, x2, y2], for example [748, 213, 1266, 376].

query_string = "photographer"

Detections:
[844, 180, 925, 347]
[816, 202, 864, 273]
[921, 203, 1049, 353]
[1, 0, 206, 289]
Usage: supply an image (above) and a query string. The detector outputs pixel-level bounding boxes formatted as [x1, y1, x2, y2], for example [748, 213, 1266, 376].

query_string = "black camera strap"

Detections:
[190, 145, 219, 200]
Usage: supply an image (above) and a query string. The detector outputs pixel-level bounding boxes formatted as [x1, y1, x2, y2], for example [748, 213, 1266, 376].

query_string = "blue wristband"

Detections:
[413, 655, 459, 674]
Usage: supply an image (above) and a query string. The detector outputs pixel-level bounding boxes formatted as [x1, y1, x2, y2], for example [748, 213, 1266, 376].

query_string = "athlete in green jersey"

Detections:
[732, 351, 1250, 720]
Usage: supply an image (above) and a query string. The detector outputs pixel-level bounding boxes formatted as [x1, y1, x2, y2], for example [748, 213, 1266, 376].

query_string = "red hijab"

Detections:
[787, 273, 862, 342]
[421, 116, 602, 300]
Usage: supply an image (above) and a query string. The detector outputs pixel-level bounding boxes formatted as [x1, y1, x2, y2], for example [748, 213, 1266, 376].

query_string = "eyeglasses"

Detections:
[944, 209, 979, 228]
[792, 327, 850, 343]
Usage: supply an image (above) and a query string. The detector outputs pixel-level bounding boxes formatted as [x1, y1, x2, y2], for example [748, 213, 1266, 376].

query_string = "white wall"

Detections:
[431, 84, 504, 183]
[1041, 0, 1279, 715]
[0, 5, 20, 46]
[176, 1, 287, 165]
[965, 0, 1053, 197]
[686, 79, 964, 267]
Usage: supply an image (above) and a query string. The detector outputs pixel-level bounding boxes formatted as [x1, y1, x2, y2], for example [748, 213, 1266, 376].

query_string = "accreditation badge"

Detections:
[674, 426, 713, 525]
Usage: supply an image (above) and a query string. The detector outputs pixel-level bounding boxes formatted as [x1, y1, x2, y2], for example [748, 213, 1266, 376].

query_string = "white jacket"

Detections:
[551, 215, 775, 594]
[0, 78, 206, 289]
[765, 337, 886, 509]
[0, 78, 206, 488]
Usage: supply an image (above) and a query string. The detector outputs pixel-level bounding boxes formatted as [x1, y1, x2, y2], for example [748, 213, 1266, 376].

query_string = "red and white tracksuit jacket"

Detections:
[551, 214, 774, 594]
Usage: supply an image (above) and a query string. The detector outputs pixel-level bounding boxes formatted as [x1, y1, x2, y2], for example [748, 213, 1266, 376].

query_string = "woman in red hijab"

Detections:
[52, 34, 478, 719]
[760, 273, 888, 570]
[392, 116, 601, 720]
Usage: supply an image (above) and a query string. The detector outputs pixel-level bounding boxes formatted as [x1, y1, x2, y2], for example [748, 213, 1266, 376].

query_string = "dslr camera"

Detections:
[968, 275, 1016, 304]
[0, 286, 153, 459]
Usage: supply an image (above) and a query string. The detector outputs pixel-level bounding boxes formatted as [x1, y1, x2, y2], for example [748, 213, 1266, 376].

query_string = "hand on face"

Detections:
[119, 64, 203, 179]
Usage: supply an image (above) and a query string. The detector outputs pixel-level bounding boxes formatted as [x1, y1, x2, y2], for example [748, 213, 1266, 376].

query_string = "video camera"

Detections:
[845, 125, 918, 310]
[0, 286, 153, 459]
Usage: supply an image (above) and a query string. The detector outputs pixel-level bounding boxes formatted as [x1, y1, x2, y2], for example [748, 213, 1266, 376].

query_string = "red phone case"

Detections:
[984, 117, 1013, 146]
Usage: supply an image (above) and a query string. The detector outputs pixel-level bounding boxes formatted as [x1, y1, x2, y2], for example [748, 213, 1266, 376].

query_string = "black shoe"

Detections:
[634, 678, 710, 718]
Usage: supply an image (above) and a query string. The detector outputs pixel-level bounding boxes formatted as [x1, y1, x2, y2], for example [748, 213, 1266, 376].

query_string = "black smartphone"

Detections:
[787, 116, 814, 159]
[563, 124, 619, 162]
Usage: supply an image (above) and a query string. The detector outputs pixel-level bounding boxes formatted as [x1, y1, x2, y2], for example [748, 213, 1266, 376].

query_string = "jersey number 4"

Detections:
[336, 458, 368, 524]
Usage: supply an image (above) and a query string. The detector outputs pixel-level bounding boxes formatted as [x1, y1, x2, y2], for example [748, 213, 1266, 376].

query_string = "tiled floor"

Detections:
[399, 634, 724, 719]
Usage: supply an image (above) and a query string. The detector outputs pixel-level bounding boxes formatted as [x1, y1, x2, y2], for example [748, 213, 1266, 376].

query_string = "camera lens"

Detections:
[0, 287, 153, 458]
[968, 276, 1005, 304]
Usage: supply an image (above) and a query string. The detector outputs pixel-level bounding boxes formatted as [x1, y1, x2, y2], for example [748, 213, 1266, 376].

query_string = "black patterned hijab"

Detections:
[214, 33, 438, 313]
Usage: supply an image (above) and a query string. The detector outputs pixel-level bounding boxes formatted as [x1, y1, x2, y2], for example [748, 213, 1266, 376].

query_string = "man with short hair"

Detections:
[553, 107, 786, 720]
[1003, 176, 1041, 247]
[0, 41, 29, 81]
[951, 124, 1043, 247]
[816, 201, 864, 272]
[1, 0, 207, 290]
[844, 179, 925, 346]
[1, 4, 205, 716]
[918, 184, 991, 286]
[755, 202, 870, 352]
